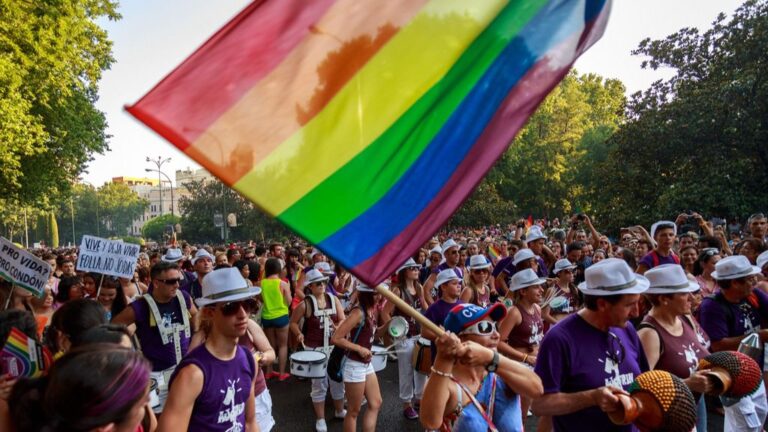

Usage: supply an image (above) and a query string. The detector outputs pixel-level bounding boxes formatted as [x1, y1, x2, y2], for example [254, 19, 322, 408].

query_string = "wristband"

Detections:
[430, 366, 454, 378]
[486, 350, 499, 373]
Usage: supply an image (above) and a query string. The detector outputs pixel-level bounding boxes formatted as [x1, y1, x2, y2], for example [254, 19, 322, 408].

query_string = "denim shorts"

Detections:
[261, 314, 289, 328]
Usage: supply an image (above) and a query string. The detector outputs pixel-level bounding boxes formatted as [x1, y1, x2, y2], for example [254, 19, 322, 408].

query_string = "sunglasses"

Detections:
[407, 267, 420, 271]
[217, 299, 259, 316]
[446, 250, 459, 255]
[244, 255, 255, 260]
[702, 248, 718, 257]
[156, 278, 182, 285]
[472, 269, 489, 275]
[461, 320, 498, 336]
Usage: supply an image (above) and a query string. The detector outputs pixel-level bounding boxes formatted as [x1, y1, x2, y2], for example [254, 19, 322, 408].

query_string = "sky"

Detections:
[84, 0, 746, 187]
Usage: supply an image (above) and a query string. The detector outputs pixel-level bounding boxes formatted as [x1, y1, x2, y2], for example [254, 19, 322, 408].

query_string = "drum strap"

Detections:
[454, 374, 499, 432]
[308, 294, 336, 353]
[144, 292, 190, 364]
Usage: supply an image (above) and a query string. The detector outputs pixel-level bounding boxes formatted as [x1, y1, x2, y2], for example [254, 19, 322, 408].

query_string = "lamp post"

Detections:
[145, 168, 175, 217]
[146, 156, 171, 217]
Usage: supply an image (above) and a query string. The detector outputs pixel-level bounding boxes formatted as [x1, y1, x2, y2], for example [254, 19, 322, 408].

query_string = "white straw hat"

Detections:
[577, 258, 649, 296]
[396, 258, 419, 274]
[512, 249, 536, 266]
[553, 258, 576, 274]
[711, 255, 761, 281]
[650, 220, 677, 239]
[161, 248, 184, 263]
[441, 239, 459, 256]
[509, 268, 546, 292]
[303, 269, 329, 287]
[196, 268, 261, 307]
[435, 269, 461, 288]
[644, 264, 699, 294]
[757, 250, 768, 271]
[525, 226, 546, 243]
[468, 255, 491, 270]
[191, 248, 214, 265]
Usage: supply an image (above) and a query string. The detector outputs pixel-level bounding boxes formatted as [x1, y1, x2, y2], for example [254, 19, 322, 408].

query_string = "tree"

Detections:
[589, 0, 768, 229]
[0, 1, 119, 205]
[179, 179, 291, 244]
[142, 214, 181, 242]
[98, 183, 149, 237]
[49, 212, 59, 248]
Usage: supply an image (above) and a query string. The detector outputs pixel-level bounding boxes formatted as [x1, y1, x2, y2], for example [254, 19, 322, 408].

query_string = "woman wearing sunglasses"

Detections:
[420, 303, 543, 431]
[460, 255, 493, 307]
[160, 268, 263, 432]
[290, 269, 347, 432]
[382, 258, 428, 420]
[636, 264, 712, 432]
[692, 248, 721, 297]
[497, 268, 545, 424]
[542, 259, 581, 328]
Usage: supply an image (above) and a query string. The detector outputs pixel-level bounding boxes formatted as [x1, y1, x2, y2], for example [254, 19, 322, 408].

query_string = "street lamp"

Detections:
[145, 168, 175, 217]
[145, 156, 171, 216]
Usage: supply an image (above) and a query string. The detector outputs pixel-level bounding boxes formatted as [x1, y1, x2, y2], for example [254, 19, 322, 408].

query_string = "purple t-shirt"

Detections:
[699, 289, 768, 366]
[431, 263, 464, 279]
[495, 256, 548, 279]
[131, 291, 193, 371]
[535, 314, 649, 432]
[637, 251, 679, 270]
[491, 257, 513, 278]
[424, 299, 463, 328]
[170, 344, 255, 432]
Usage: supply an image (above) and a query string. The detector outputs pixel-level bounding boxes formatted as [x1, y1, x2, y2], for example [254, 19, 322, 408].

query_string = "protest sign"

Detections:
[0, 237, 52, 297]
[76, 235, 140, 279]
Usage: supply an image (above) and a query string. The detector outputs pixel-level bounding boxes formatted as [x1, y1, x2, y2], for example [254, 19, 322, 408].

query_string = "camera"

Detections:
[576, 213, 586, 222]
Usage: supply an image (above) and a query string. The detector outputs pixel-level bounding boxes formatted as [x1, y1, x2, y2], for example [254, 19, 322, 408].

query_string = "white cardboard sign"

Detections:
[76, 235, 140, 279]
[0, 237, 52, 297]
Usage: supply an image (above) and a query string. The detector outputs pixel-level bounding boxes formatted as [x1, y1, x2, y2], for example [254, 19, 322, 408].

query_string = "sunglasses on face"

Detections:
[461, 320, 498, 336]
[217, 298, 259, 316]
[472, 269, 489, 275]
[407, 267, 420, 271]
[446, 250, 459, 255]
[156, 278, 182, 285]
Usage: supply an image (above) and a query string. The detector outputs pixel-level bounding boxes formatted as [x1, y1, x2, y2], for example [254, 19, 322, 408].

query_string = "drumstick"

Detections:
[374, 284, 445, 337]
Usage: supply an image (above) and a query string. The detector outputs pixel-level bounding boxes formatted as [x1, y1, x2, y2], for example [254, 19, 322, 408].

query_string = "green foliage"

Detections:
[0, 0, 119, 204]
[120, 236, 144, 245]
[142, 214, 181, 242]
[179, 180, 291, 244]
[98, 183, 149, 237]
[588, 0, 768, 228]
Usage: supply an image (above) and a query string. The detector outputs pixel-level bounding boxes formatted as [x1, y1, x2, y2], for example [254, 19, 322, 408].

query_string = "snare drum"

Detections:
[148, 378, 160, 411]
[290, 350, 328, 379]
[371, 345, 388, 372]
[411, 337, 433, 375]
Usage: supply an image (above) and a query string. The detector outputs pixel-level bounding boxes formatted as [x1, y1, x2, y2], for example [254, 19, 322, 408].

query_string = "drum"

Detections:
[290, 350, 328, 379]
[371, 345, 388, 372]
[411, 337, 433, 375]
[388, 316, 409, 340]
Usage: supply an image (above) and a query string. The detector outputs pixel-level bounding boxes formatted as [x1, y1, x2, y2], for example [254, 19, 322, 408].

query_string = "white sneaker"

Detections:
[335, 409, 347, 419]
[316, 419, 328, 432]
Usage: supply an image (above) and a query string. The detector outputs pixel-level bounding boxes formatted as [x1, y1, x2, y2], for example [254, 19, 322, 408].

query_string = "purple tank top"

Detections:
[641, 315, 710, 379]
[346, 308, 377, 364]
[131, 292, 192, 371]
[303, 294, 340, 349]
[170, 344, 256, 432]
[506, 304, 543, 351]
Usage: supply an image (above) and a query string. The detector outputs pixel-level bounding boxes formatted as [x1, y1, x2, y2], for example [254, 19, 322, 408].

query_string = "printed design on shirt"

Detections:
[598, 350, 634, 387]
[217, 378, 245, 432]
[739, 303, 759, 335]
[160, 312, 175, 330]
[678, 342, 701, 375]
[529, 322, 542, 345]
[695, 328, 709, 350]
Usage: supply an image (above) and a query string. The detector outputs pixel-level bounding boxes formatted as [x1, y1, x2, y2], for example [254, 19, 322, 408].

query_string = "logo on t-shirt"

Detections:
[599, 351, 634, 387]
[678, 343, 700, 375]
[217, 378, 245, 432]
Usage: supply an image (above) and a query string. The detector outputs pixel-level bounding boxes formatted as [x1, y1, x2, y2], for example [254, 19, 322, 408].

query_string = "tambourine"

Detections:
[607, 370, 696, 432]
[698, 350, 763, 398]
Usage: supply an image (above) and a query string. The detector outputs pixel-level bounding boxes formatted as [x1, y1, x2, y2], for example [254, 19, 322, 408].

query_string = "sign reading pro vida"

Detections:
[0, 237, 52, 297]
[77, 235, 140, 279]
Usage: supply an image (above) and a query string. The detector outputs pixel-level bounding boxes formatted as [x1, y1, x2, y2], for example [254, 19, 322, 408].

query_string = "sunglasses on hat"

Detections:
[460, 320, 498, 336]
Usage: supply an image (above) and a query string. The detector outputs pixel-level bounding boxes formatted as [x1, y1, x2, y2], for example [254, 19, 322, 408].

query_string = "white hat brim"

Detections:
[578, 275, 650, 296]
[526, 233, 546, 243]
[554, 265, 577, 274]
[509, 277, 547, 292]
[645, 280, 700, 294]
[195, 286, 262, 307]
[303, 275, 329, 288]
[468, 262, 492, 270]
[711, 266, 762, 281]
[162, 256, 184, 263]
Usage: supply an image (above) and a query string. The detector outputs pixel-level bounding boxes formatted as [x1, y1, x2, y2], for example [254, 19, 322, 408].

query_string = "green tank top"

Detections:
[261, 278, 288, 320]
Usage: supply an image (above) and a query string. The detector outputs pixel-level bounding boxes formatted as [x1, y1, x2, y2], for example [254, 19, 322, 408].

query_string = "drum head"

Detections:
[290, 350, 327, 364]
[549, 296, 568, 309]
[389, 316, 409, 339]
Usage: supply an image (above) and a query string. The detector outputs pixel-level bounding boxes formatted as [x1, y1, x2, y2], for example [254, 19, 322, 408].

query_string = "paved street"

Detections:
[268, 358, 725, 431]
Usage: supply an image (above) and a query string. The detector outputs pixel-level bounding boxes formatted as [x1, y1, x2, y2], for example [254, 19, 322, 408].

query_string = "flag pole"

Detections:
[95, 273, 106, 299]
[374, 284, 444, 337]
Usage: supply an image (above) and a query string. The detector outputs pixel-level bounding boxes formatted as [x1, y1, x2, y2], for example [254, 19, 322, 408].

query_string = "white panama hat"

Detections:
[508, 268, 547, 292]
[468, 255, 491, 270]
[196, 267, 261, 307]
[644, 264, 699, 294]
[577, 258, 650, 296]
[711, 255, 762, 281]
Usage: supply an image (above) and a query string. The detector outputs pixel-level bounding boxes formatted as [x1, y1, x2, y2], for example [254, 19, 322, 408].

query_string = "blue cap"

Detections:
[443, 303, 507, 334]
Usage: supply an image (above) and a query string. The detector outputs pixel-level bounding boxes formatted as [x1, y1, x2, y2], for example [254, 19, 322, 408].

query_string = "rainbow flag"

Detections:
[0, 327, 53, 378]
[127, 0, 611, 286]
[488, 245, 502, 261]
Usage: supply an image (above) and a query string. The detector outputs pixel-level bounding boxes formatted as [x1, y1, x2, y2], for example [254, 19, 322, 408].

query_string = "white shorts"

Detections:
[343, 358, 374, 383]
[149, 367, 175, 413]
[254, 389, 276, 432]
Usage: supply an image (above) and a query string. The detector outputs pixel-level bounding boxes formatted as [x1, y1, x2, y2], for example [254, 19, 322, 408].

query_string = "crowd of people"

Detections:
[0, 211, 767, 431]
